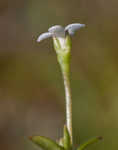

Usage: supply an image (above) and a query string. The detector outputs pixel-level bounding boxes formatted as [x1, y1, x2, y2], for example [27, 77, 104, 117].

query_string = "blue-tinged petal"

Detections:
[65, 23, 85, 36]
[37, 32, 53, 42]
[48, 25, 65, 37]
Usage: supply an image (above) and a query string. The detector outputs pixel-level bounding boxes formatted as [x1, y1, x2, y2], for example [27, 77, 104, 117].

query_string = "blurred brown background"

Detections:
[0, 0, 118, 149]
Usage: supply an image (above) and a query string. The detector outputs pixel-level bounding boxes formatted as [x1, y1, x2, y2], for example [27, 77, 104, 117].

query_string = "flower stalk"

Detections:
[63, 71, 72, 144]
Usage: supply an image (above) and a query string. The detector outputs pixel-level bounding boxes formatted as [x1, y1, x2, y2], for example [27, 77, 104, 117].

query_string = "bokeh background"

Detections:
[0, 0, 118, 149]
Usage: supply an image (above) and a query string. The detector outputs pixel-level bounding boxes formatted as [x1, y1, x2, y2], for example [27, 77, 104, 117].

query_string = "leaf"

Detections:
[63, 125, 72, 150]
[77, 136, 103, 150]
[29, 136, 64, 150]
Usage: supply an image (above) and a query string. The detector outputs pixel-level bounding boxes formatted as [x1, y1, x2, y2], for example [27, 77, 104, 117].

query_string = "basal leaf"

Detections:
[30, 136, 64, 150]
[77, 136, 103, 150]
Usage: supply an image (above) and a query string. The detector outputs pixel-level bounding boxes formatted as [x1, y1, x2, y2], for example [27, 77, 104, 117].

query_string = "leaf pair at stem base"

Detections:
[29, 125, 102, 150]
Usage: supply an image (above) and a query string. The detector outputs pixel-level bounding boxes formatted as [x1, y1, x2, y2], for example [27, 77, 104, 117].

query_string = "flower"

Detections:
[37, 23, 85, 43]
[37, 23, 85, 75]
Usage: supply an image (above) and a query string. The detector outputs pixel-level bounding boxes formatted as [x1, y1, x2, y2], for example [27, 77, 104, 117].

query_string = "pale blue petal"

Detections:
[65, 23, 85, 35]
[37, 32, 53, 42]
[48, 25, 65, 37]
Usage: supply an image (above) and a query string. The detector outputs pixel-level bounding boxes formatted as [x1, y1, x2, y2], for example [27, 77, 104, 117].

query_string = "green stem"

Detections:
[53, 35, 72, 144]
[63, 71, 72, 144]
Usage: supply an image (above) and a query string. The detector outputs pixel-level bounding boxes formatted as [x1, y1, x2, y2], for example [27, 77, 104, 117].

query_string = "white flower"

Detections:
[37, 23, 85, 43]
[36, 23, 85, 80]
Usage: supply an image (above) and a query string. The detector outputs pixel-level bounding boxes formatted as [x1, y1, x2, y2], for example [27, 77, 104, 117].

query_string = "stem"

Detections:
[63, 71, 72, 144]
[53, 35, 72, 144]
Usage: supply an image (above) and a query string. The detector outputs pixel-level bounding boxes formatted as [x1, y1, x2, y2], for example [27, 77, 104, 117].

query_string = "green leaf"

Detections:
[63, 125, 72, 150]
[29, 136, 64, 150]
[77, 136, 103, 150]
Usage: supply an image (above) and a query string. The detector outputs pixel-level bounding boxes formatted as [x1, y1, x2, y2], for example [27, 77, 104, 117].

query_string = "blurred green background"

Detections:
[0, 0, 118, 149]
